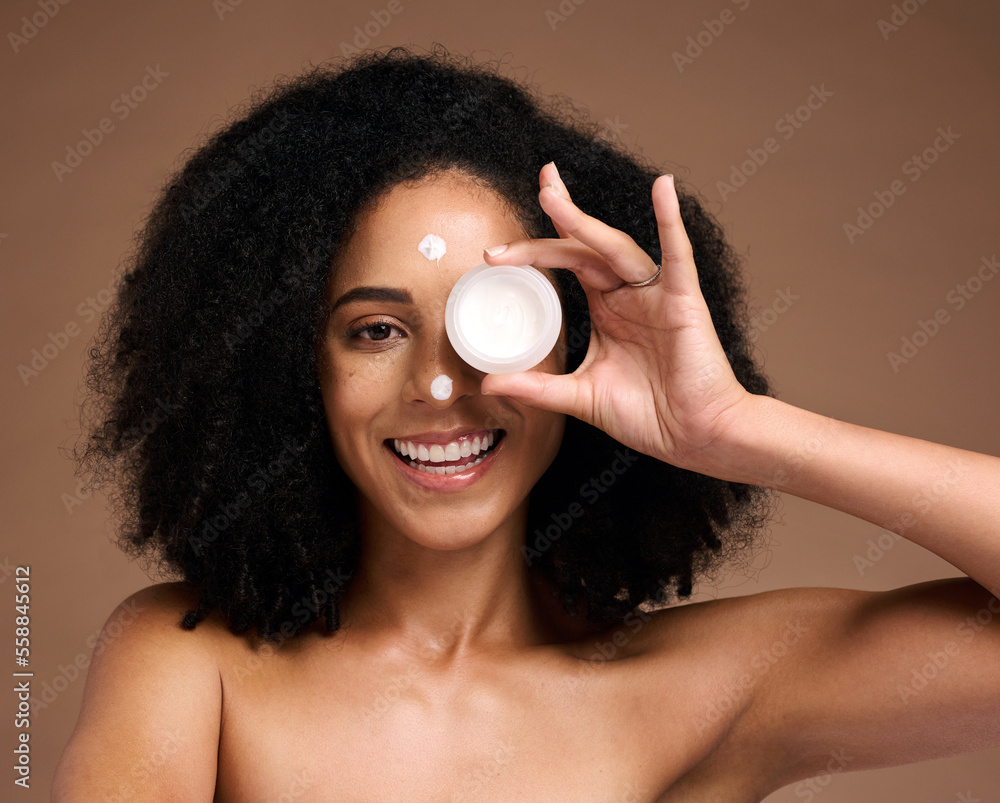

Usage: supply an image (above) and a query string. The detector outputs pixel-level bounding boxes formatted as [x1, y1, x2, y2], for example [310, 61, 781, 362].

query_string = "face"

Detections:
[317, 169, 568, 552]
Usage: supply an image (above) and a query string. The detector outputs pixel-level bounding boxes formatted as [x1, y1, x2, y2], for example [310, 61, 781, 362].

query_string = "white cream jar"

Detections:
[445, 262, 562, 374]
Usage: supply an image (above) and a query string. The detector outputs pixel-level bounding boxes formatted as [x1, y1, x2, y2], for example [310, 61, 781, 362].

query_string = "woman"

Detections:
[55, 46, 1000, 801]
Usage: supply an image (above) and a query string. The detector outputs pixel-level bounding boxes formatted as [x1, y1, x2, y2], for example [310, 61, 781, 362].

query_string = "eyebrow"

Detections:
[328, 286, 414, 314]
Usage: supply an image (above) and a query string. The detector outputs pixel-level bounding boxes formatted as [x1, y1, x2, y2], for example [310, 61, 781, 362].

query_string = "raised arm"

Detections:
[53, 583, 222, 802]
[712, 393, 1000, 591]
[481, 163, 1000, 595]
[479, 162, 1000, 780]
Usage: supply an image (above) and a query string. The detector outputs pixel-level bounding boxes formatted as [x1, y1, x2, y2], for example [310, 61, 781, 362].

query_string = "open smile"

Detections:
[384, 429, 505, 486]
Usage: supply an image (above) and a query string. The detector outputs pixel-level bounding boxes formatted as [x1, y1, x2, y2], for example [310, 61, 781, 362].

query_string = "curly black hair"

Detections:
[75, 44, 777, 643]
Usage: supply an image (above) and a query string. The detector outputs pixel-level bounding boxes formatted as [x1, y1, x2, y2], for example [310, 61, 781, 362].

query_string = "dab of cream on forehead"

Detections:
[430, 374, 453, 401]
[417, 233, 447, 265]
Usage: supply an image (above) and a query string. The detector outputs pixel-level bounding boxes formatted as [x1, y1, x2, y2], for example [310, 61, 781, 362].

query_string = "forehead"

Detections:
[328, 171, 527, 293]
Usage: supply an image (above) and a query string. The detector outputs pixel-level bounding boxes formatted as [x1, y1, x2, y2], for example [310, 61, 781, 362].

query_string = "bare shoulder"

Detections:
[619, 584, 877, 720]
[53, 581, 227, 801]
[604, 584, 863, 661]
[618, 579, 999, 800]
[557, 587, 865, 800]
[75, 580, 236, 667]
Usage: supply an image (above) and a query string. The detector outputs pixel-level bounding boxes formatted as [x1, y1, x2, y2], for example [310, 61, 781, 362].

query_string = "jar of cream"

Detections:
[445, 262, 562, 374]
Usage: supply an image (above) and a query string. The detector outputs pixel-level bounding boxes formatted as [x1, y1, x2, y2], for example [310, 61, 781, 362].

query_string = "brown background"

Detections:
[3, 0, 999, 799]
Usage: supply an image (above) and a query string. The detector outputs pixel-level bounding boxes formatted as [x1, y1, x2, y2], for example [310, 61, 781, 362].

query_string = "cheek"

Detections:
[318, 357, 371, 454]
[321, 387, 385, 498]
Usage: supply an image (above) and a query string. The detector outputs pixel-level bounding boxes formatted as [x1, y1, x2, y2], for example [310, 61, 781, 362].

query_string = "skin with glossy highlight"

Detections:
[53, 163, 1000, 802]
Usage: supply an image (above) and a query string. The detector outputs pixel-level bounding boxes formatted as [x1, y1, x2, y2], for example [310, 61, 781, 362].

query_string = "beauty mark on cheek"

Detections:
[417, 233, 447, 266]
[430, 374, 453, 401]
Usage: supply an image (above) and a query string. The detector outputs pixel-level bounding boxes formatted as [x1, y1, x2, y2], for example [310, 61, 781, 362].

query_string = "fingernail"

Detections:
[551, 162, 569, 195]
[484, 243, 508, 256]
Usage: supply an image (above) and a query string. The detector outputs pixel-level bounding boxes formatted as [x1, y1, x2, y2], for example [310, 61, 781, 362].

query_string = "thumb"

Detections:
[481, 370, 586, 418]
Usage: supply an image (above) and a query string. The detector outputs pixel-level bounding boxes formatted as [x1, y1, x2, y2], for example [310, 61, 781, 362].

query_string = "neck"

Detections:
[337, 497, 571, 663]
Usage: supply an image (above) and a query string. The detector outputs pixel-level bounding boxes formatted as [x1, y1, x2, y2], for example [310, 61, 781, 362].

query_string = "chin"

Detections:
[392, 512, 513, 554]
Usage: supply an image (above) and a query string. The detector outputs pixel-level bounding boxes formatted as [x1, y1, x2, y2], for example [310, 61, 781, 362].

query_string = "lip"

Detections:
[385, 430, 504, 493]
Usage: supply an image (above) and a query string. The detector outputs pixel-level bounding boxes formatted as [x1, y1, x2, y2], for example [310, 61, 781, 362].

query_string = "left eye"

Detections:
[348, 320, 405, 342]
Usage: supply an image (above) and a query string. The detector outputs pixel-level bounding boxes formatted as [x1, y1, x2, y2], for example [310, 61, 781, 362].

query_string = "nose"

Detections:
[401, 328, 482, 408]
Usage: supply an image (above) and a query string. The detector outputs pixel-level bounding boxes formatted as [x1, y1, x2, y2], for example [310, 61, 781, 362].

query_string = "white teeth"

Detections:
[391, 431, 500, 463]
[390, 430, 502, 473]
[411, 454, 486, 475]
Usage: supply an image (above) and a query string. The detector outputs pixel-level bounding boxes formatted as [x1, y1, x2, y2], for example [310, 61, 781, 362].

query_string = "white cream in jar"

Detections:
[445, 262, 562, 374]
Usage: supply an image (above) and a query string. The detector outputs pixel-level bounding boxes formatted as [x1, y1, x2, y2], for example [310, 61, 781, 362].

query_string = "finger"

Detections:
[480, 369, 588, 421]
[535, 182, 657, 287]
[539, 162, 572, 239]
[483, 236, 624, 292]
[651, 174, 702, 298]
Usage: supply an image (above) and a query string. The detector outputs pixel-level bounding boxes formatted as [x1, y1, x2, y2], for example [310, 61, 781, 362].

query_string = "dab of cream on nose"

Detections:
[430, 374, 453, 401]
[418, 233, 447, 265]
